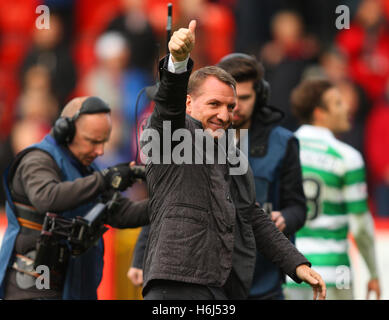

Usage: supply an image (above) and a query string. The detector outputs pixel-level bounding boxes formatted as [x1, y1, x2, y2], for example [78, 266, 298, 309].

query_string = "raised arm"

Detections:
[149, 20, 197, 134]
[344, 151, 380, 299]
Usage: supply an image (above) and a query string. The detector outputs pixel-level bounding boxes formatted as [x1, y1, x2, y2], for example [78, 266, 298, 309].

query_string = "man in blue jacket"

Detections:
[217, 53, 307, 300]
[0, 96, 149, 300]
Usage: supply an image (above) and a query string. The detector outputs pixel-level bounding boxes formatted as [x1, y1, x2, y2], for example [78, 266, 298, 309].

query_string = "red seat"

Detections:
[74, 0, 121, 35]
[72, 36, 98, 78]
[0, 37, 31, 70]
[0, 0, 37, 34]
[0, 71, 19, 137]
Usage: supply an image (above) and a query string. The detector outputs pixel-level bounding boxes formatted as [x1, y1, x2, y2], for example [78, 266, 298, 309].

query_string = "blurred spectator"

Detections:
[365, 81, 389, 217]
[18, 62, 60, 122]
[262, 10, 318, 64]
[20, 13, 77, 108]
[80, 31, 152, 167]
[106, 0, 158, 74]
[303, 48, 371, 154]
[16, 89, 59, 125]
[261, 10, 319, 131]
[82, 32, 129, 111]
[71, 0, 122, 77]
[12, 64, 58, 145]
[22, 64, 52, 93]
[9, 119, 50, 155]
[0, 88, 54, 208]
[284, 0, 349, 49]
[234, 0, 349, 58]
[81, 32, 131, 168]
[234, 0, 288, 55]
[336, 0, 389, 103]
[87, 19, 151, 210]
[43, 0, 76, 46]
[104, 1, 156, 162]
[0, 57, 59, 207]
[0, 117, 48, 208]
[176, 0, 235, 67]
[11, 61, 59, 154]
[145, 0, 235, 67]
[336, 80, 369, 155]
[318, 48, 350, 83]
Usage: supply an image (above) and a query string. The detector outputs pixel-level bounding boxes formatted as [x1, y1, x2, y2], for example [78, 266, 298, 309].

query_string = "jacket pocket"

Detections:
[159, 204, 209, 270]
[165, 202, 208, 225]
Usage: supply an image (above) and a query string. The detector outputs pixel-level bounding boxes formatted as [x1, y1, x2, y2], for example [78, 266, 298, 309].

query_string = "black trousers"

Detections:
[143, 280, 228, 300]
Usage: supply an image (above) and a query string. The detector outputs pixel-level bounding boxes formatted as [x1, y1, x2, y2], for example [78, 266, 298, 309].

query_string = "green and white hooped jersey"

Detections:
[286, 125, 368, 288]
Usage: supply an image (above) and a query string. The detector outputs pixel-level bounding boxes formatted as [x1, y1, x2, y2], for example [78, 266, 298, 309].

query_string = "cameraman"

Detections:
[0, 96, 149, 300]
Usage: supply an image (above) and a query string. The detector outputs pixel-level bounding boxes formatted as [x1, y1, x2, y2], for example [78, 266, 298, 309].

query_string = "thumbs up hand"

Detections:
[169, 20, 196, 62]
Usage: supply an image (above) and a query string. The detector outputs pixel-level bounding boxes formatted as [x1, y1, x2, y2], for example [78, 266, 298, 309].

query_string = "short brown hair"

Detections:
[290, 79, 334, 124]
[217, 54, 264, 90]
[188, 66, 236, 97]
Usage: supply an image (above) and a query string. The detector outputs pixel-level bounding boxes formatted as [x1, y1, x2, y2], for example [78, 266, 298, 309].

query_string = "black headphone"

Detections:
[53, 96, 111, 145]
[218, 53, 271, 108]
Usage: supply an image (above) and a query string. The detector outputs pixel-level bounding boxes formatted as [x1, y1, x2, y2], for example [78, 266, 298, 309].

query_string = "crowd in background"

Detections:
[0, 0, 389, 218]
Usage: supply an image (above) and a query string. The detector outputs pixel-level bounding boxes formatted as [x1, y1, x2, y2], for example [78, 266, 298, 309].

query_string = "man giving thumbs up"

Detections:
[140, 20, 326, 301]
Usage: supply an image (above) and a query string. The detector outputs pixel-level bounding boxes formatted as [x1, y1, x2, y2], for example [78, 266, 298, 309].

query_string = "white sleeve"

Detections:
[167, 54, 189, 74]
[342, 146, 379, 279]
[349, 212, 379, 279]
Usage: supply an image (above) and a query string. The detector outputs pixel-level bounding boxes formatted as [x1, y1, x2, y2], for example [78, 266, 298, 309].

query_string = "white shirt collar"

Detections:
[296, 124, 335, 139]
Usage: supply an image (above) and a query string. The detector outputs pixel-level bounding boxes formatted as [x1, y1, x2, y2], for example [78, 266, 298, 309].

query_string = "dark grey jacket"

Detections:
[141, 56, 310, 295]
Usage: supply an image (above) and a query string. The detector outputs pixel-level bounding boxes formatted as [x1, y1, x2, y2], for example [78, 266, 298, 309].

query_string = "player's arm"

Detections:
[349, 212, 380, 299]
[344, 153, 380, 299]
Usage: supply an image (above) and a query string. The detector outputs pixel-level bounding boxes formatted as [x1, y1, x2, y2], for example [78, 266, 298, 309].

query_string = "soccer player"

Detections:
[284, 79, 381, 300]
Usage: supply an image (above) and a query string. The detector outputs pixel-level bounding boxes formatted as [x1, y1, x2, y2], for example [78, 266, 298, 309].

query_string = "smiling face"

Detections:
[68, 113, 112, 166]
[186, 76, 236, 138]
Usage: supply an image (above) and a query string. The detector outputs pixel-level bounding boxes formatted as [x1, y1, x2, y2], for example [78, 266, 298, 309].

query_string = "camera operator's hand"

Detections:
[101, 162, 136, 192]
